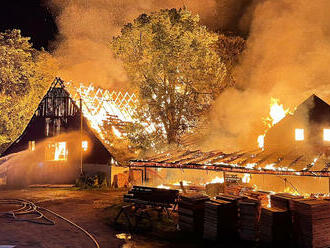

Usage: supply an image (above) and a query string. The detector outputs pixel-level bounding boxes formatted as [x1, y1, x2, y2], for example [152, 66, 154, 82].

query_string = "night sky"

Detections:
[0, 0, 57, 50]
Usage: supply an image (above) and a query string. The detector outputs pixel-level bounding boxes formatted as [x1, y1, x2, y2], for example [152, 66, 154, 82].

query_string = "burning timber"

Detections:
[129, 94, 330, 180]
[129, 149, 329, 177]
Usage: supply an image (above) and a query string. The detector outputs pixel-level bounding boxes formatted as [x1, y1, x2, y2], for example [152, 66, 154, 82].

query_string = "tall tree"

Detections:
[0, 29, 58, 146]
[112, 8, 227, 146]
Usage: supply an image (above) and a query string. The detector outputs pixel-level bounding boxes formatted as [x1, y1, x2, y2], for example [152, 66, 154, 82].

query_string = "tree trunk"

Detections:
[167, 127, 177, 144]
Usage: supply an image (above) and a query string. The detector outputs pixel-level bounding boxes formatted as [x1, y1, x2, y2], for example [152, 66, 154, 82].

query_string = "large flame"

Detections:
[66, 83, 137, 141]
[268, 98, 290, 126]
[258, 98, 291, 149]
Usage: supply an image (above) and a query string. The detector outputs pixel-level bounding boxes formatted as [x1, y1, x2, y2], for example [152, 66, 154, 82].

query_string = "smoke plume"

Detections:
[47, 0, 258, 89]
[47, 0, 330, 151]
[204, 0, 330, 150]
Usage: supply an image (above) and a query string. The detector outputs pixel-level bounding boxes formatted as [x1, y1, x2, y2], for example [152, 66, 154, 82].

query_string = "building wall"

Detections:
[1, 85, 113, 186]
[265, 114, 330, 152]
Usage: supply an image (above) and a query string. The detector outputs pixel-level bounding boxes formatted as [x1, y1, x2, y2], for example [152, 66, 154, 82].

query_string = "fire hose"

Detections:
[0, 199, 100, 248]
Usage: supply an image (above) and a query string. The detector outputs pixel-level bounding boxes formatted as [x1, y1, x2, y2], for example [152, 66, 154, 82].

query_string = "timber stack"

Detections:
[178, 193, 209, 234]
[259, 207, 291, 245]
[216, 193, 245, 234]
[238, 198, 260, 241]
[292, 199, 330, 248]
[271, 193, 304, 211]
[203, 199, 236, 240]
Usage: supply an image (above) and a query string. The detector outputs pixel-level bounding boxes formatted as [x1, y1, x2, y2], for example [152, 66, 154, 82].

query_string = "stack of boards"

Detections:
[238, 198, 260, 241]
[292, 199, 330, 248]
[203, 199, 237, 240]
[271, 193, 303, 211]
[178, 193, 209, 234]
[259, 207, 291, 244]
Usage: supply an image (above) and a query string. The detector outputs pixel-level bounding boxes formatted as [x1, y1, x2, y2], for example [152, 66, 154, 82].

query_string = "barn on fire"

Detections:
[0, 77, 114, 186]
[129, 94, 330, 194]
[265, 94, 330, 152]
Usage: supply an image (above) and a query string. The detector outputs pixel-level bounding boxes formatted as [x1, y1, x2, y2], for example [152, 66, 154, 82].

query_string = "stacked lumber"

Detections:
[225, 184, 244, 195]
[292, 199, 330, 248]
[205, 183, 224, 197]
[259, 207, 291, 244]
[216, 193, 245, 202]
[178, 193, 209, 234]
[271, 193, 303, 211]
[203, 199, 237, 240]
[245, 190, 270, 208]
[239, 198, 260, 241]
[216, 193, 245, 234]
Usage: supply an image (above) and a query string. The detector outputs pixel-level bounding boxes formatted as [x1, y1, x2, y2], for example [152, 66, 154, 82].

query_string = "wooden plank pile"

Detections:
[271, 193, 303, 211]
[238, 198, 260, 241]
[292, 199, 330, 248]
[178, 193, 209, 234]
[244, 190, 270, 208]
[124, 185, 179, 206]
[216, 193, 245, 235]
[203, 199, 237, 240]
[259, 207, 291, 245]
[225, 184, 244, 195]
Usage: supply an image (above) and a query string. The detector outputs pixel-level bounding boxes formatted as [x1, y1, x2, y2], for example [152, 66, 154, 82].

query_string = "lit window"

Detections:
[82, 141, 88, 151]
[28, 141, 35, 151]
[324, 129, 330, 141]
[45, 142, 68, 161]
[295, 128, 304, 141]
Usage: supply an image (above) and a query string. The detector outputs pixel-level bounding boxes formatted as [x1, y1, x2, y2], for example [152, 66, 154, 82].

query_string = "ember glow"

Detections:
[242, 174, 251, 183]
[323, 128, 330, 141]
[173, 180, 191, 186]
[82, 141, 88, 151]
[295, 128, 304, 141]
[257, 135, 265, 149]
[208, 176, 224, 184]
[112, 126, 122, 138]
[54, 142, 67, 161]
[157, 184, 170, 189]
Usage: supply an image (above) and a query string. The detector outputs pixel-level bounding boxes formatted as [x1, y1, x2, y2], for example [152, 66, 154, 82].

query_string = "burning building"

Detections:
[264, 94, 330, 153]
[0, 78, 115, 186]
[129, 94, 330, 195]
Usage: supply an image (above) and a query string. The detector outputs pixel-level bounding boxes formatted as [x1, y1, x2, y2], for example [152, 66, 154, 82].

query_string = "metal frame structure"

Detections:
[130, 149, 330, 177]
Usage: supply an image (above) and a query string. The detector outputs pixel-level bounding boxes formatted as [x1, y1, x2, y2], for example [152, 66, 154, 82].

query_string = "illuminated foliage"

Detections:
[0, 30, 58, 146]
[112, 8, 228, 145]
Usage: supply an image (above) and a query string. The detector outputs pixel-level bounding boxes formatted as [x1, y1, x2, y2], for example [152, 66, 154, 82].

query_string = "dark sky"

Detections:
[0, 0, 57, 50]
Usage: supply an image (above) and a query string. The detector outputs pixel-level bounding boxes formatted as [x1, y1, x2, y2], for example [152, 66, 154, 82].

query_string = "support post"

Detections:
[223, 171, 227, 194]
[108, 159, 112, 187]
[80, 98, 83, 175]
[144, 166, 147, 184]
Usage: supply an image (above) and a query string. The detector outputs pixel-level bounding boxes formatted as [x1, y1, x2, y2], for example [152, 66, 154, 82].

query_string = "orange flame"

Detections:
[258, 98, 291, 149]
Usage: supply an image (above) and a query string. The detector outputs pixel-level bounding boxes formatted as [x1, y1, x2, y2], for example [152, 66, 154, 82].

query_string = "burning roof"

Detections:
[129, 94, 330, 178]
[66, 82, 138, 140]
[129, 149, 329, 177]
[1, 78, 114, 163]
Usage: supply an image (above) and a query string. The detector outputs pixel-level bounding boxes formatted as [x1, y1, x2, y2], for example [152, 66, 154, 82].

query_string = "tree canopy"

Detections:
[0, 29, 57, 146]
[112, 8, 228, 147]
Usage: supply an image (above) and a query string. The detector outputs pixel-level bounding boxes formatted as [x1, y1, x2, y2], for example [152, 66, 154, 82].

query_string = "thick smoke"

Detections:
[48, 0, 330, 151]
[204, 0, 330, 150]
[47, 0, 258, 89]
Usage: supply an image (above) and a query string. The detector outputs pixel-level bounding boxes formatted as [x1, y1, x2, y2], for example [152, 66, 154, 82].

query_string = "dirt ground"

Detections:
[0, 188, 209, 248]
